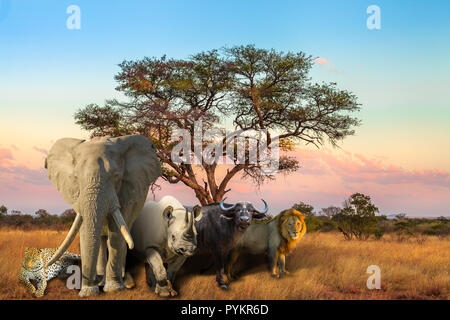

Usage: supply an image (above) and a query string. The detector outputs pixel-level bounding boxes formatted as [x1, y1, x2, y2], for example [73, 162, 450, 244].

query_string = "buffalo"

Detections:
[194, 198, 269, 289]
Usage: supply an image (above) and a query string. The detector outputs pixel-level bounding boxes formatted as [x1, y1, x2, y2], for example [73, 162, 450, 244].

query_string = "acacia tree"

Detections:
[321, 206, 341, 219]
[292, 201, 315, 216]
[75, 45, 360, 205]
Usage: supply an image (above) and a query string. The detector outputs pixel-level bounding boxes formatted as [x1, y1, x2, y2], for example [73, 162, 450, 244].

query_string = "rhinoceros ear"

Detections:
[192, 205, 203, 221]
[162, 206, 174, 221]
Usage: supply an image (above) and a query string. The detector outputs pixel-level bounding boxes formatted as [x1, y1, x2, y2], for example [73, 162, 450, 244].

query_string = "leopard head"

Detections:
[22, 247, 43, 271]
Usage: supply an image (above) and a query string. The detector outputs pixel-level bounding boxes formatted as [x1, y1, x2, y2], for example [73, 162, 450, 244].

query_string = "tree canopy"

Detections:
[75, 45, 361, 205]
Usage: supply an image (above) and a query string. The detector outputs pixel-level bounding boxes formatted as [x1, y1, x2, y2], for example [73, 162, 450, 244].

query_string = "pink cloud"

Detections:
[304, 149, 450, 188]
[314, 57, 344, 74]
[314, 57, 332, 65]
[1, 146, 449, 217]
[0, 148, 13, 160]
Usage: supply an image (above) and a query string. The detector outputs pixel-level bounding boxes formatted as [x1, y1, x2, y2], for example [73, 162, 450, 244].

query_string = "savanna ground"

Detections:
[0, 227, 448, 300]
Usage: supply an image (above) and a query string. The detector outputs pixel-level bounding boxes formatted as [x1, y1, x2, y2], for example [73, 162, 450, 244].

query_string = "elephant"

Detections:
[44, 134, 162, 297]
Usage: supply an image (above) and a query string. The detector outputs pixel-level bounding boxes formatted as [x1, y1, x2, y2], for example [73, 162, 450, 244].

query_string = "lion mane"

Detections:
[276, 209, 306, 255]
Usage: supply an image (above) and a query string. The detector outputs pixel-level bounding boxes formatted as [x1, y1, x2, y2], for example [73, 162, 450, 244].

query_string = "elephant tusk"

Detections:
[112, 209, 134, 250]
[45, 212, 83, 268]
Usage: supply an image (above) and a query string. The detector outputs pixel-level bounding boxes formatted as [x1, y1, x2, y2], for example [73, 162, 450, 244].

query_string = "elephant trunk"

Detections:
[45, 212, 83, 268]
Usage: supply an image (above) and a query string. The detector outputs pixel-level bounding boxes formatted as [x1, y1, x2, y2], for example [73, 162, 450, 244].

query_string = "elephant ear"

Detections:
[113, 135, 162, 208]
[45, 138, 85, 206]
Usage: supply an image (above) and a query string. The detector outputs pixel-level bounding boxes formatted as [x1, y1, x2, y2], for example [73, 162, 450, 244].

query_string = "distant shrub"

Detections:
[332, 193, 379, 240]
[60, 209, 77, 226]
[292, 201, 324, 233]
[319, 219, 338, 232]
[373, 228, 384, 240]
[423, 224, 449, 236]
[304, 214, 323, 233]
[437, 216, 447, 223]
[292, 202, 314, 216]
[0, 208, 76, 230]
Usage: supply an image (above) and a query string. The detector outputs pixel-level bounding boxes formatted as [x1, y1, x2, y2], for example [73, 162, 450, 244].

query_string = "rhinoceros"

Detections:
[125, 195, 202, 297]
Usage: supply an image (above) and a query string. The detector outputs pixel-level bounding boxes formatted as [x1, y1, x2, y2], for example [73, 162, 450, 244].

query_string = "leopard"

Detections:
[18, 247, 81, 298]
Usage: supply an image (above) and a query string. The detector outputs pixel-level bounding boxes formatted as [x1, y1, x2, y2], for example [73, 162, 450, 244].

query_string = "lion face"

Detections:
[277, 209, 306, 254]
[284, 215, 305, 239]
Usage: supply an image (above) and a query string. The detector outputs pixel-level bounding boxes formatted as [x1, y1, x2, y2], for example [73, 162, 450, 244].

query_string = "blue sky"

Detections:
[0, 1, 449, 215]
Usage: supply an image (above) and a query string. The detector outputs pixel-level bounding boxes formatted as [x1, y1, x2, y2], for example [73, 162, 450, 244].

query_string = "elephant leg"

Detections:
[79, 215, 103, 297]
[103, 219, 127, 292]
[96, 235, 108, 286]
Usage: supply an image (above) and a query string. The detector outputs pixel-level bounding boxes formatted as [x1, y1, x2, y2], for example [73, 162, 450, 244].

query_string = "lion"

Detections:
[225, 209, 306, 280]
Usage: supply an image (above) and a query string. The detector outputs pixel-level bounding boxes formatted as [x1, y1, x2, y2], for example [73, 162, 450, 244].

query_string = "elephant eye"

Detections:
[172, 235, 176, 241]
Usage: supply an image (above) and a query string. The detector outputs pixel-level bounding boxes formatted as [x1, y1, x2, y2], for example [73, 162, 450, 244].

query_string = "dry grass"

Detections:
[1, 227, 449, 300]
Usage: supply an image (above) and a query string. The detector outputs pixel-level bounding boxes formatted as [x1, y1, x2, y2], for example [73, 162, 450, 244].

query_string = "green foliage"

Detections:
[394, 220, 414, 236]
[437, 216, 448, 224]
[74, 103, 130, 137]
[304, 215, 323, 233]
[373, 228, 385, 240]
[319, 219, 338, 232]
[0, 205, 7, 216]
[291, 202, 339, 233]
[292, 202, 320, 233]
[60, 209, 77, 226]
[422, 222, 450, 236]
[292, 202, 314, 216]
[332, 193, 379, 240]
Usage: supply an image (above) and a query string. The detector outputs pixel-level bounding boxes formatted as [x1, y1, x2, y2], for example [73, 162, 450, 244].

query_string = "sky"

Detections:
[0, 0, 449, 216]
